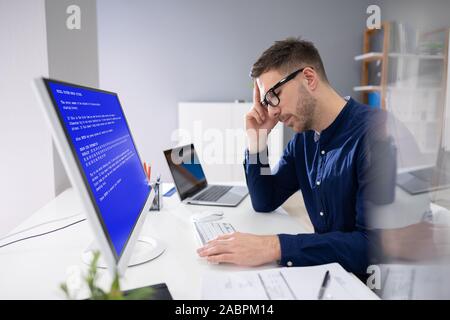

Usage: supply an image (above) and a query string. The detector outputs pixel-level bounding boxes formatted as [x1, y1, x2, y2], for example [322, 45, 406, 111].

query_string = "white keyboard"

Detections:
[193, 221, 235, 246]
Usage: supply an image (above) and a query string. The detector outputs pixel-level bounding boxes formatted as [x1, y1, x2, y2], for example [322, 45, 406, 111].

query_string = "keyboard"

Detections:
[193, 185, 232, 202]
[193, 221, 235, 246]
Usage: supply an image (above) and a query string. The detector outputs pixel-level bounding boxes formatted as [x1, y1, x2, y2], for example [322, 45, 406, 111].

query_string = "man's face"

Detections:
[257, 69, 316, 132]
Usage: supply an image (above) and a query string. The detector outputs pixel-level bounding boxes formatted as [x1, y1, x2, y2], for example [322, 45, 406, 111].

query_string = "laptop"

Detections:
[164, 144, 248, 206]
[397, 147, 450, 195]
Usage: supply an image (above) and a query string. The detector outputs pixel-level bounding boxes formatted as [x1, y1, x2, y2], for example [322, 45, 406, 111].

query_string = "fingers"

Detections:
[253, 81, 261, 104]
[198, 243, 232, 257]
[247, 109, 264, 125]
[215, 233, 235, 240]
[252, 82, 267, 122]
[253, 103, 267, 123]
[203, 237, 232, 249]
[254, 83, 268, 112]
[197, 238, 231, 256]
[197, 233, 238, 258]
[207, 253, 234, 264]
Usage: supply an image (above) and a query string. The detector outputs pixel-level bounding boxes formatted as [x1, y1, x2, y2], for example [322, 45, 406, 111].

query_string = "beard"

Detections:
[291, 84, 316, 132]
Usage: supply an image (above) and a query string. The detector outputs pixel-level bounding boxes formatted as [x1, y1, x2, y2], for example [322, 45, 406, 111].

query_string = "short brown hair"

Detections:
[250, 37, 328, 82]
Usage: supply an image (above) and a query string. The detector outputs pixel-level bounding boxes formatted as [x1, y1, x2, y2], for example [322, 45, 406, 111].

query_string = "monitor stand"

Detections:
[81, 236, 166, 268]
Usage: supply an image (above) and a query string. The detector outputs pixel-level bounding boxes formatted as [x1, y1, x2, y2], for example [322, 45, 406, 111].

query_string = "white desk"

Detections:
[0, 184, 311, 300]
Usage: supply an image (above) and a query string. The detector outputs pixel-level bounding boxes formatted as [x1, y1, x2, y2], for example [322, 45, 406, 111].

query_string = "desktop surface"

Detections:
[0, 183, 309, 299]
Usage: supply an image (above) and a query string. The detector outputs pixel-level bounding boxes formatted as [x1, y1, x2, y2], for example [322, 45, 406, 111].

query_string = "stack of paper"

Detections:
[202, 263, 379, 300]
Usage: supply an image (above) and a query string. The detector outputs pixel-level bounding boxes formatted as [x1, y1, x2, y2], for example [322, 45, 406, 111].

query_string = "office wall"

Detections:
[0, 0, 53, 236]
[97, 0, 372, 181]
[45, 0, 100, 195]
[0, 0, 100, 237]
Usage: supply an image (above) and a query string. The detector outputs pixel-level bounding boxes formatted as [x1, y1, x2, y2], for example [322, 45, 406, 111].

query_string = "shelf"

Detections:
[388, 53, 445, 60]
[399, 119, 439, 124]
[353, 85, 382, 92]
[354, 52, 384, 61]
[387, 86, 442, 92]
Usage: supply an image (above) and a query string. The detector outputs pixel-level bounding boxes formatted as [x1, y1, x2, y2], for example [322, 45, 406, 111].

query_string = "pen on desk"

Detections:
[143, 162, 148, 178]
[143, 162, 148, 179]
[143, 162, 152, 181]
[317, 270, 330, 300]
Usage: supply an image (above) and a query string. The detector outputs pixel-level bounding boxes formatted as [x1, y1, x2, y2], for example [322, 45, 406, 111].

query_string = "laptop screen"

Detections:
[164, 144, 207, 200]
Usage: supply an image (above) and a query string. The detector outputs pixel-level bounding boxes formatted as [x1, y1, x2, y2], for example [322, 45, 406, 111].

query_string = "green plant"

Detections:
[60, 251, 153, 300]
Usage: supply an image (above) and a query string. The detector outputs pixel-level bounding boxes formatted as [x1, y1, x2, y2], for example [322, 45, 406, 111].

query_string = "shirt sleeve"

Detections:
[244, 137, 300, 213]
[277, 230, 369, 274]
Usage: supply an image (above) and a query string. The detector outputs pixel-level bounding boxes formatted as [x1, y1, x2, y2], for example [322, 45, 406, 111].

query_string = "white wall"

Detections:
[0, 0, 53, 236]
[96, 0, 372, 183]
[45, 0, 100, 195]
[178, 102, 285, 183]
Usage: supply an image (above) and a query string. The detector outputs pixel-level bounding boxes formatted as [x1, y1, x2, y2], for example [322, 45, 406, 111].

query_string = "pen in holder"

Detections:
[150, 175, 163, 211]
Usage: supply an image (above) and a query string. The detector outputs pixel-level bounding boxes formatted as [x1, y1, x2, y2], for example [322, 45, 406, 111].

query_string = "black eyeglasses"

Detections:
[260, 67, 309, 108]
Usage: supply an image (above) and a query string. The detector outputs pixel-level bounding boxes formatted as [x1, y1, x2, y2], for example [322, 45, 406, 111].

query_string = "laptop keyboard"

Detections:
[193, 185, 232, 202]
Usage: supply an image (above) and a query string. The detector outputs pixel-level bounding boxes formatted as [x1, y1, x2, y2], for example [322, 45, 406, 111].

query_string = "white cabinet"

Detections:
[178, 102, 284, 183]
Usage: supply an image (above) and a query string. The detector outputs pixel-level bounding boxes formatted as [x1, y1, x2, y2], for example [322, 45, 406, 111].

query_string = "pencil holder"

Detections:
[150, 180, 163, 211]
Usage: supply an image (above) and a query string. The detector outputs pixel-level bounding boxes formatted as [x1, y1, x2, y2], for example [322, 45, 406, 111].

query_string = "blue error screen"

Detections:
[47, 80, 150, 258]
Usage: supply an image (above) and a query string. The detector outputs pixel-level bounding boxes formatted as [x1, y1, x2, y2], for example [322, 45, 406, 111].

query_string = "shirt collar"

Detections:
[314, 96, 354, 146]
[313, 131, 320, 142]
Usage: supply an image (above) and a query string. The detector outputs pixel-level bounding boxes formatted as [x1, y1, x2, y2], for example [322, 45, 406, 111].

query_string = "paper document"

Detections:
[202, 263, 379, 300]
[379, 264, 450, 299]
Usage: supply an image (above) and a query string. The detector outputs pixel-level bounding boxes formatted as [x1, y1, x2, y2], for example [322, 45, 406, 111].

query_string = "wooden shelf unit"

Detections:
[356, 21, 391, 109]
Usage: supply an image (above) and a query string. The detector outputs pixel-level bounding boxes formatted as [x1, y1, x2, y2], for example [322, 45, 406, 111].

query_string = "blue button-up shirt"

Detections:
[244, 98, 395, 276]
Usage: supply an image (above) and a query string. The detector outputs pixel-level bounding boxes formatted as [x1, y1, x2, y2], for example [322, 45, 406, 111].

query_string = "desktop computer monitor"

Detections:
[33, 78, 164, 276]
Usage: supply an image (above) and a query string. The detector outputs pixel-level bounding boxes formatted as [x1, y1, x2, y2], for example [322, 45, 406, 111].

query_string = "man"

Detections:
[197, 37, 394, 275]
